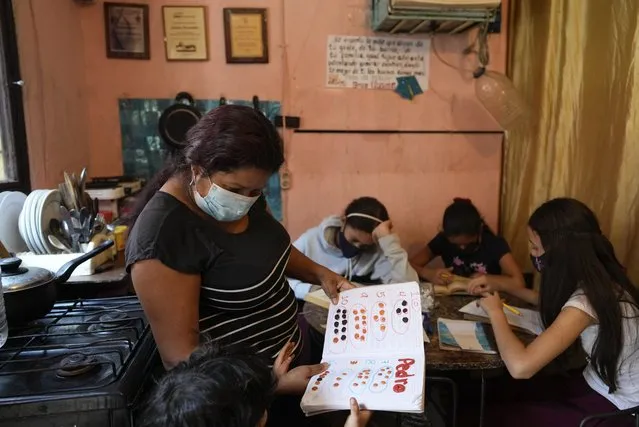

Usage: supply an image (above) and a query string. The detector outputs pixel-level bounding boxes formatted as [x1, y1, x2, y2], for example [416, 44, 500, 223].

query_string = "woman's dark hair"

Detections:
[344, 197, 390, 233]
[128, 105, 284, 225]
[529, 197, 639, 393]
[138, 342, 276, 427]
[442, 198, 490, 237]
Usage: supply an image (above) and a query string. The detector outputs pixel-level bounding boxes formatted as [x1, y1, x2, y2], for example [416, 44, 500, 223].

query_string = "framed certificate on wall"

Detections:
[162, 6, 209, 61]
[223, 8, 269, 64]
[104, 2, 150, 60]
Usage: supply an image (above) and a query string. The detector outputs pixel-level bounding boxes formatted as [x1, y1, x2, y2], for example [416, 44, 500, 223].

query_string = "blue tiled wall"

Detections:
[119, 98, 283, 220]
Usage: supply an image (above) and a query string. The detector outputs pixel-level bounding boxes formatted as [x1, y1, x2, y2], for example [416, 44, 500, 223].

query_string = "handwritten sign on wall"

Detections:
[326, 35, 430, 90]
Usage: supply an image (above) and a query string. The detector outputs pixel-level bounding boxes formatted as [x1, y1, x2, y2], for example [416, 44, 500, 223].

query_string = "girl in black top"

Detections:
[125, 105, 353, 399]
[410, 198, 525, 295]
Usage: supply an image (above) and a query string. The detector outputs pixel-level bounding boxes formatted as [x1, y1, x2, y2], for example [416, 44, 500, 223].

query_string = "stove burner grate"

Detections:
[56, 353, 100, 378]
[87, 310, 135, 333]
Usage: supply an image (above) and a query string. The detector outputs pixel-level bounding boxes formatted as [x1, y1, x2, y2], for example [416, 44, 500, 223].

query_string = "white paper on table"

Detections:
[459, 300, 543, 336]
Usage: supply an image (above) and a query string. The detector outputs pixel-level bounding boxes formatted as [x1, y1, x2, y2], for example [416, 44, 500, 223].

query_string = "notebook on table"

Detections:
[300, 282, 425, 416]
[437, 318, 496, 354]
[459, 300, 543, 336]
[303, 288, 332, 309]
[304, 283, 364, 309]
[433, 274, 471, 296]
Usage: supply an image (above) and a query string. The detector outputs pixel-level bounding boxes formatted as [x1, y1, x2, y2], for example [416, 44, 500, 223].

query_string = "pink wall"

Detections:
[13, 0, 91, 189]
[14, 0, 508, 250]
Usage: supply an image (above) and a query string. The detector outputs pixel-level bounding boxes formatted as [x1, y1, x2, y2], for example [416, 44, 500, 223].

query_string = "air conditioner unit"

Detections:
[371, 0, 500, 34]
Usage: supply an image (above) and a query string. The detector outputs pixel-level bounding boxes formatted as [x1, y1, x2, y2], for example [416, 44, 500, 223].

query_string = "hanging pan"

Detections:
[158, 92, 202, 150]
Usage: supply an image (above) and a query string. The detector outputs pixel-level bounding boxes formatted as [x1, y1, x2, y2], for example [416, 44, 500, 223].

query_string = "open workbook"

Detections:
[300, 282, 426, 416]
[431, 274, 471, 296]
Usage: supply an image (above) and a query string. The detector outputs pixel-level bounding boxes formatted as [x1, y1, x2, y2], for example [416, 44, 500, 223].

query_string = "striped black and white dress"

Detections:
[126, 192, 301, 363]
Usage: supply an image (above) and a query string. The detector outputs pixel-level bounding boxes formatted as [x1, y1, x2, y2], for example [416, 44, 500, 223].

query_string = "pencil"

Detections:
[502, 302, 521, 316]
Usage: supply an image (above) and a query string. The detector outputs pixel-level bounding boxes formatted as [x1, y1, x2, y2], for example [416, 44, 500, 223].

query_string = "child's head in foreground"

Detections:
[138, 343, 276, 427]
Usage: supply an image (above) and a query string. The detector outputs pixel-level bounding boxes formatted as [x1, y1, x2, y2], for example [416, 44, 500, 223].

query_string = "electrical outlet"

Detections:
[281, 171, 291, 190]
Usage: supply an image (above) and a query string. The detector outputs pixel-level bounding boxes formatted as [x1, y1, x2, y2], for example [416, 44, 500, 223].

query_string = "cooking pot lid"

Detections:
[0, 257, 54, 292]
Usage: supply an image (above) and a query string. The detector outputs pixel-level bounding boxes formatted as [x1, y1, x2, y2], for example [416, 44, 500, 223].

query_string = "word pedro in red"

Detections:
[392, 358, 415, 393]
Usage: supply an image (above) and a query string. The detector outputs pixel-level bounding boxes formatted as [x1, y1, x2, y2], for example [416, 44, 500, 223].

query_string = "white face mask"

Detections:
[192, 175, 259, 222]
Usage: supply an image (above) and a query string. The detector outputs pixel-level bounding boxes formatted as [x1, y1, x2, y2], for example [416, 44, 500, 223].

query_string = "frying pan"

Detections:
[158, 92, 202, 150]
[1, 239, 114, 324]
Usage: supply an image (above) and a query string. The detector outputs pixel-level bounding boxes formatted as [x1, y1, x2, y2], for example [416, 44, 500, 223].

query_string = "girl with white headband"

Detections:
[288, 197, 419, 299]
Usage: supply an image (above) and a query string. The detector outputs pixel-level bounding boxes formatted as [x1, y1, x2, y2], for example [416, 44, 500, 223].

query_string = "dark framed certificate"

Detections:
[223, 8, 269, 64]
[104, 2, 150, 60]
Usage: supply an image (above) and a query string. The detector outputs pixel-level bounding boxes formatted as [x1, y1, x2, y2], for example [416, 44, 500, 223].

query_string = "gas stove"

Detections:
[0, 296, 160, 426]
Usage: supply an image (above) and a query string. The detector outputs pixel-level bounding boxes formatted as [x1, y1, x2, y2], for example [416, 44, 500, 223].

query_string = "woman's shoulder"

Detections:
[125, 192, 218, 273]
[129, 192, 195, 237]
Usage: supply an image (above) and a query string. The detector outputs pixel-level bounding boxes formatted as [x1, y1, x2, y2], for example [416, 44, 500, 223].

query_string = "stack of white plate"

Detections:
[0, 191, 28, 253]
[18, 189, 63, 255]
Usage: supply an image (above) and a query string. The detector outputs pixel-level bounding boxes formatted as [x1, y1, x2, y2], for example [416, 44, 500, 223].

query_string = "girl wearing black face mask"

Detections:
[409, 198, 525, 296]
[478, 198, 639, 427]
[288, 197, 419, 300]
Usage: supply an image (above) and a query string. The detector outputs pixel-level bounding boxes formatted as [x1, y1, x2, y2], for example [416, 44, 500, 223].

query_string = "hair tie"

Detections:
[346, 213, 383, 223]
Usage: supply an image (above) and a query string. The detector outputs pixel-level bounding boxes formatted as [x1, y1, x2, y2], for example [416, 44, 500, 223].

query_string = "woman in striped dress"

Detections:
[125, 105, 352, 400]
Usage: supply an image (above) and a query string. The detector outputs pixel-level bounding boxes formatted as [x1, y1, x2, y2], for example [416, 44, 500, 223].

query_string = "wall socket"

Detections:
[280, 170, 291, 190]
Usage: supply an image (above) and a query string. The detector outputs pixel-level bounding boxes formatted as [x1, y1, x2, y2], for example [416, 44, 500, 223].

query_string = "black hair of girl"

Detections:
[138, 342, 276, 427]
[344, 197, 390, 233]
[128, 105, 284, 225]
[529, 197, 639, 393]
[442, 198, 492, 237]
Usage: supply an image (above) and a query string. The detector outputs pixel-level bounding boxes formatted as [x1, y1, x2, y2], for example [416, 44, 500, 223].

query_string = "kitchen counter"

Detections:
[57, 255, 132, 300]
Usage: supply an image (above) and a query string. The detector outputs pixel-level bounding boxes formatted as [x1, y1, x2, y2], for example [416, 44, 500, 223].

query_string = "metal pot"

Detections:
[0, 239, 114, 324]
[158, 92, 202, 151]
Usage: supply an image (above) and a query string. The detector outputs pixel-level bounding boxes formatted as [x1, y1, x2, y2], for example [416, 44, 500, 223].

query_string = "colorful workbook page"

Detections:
[300, 282, 425, 415]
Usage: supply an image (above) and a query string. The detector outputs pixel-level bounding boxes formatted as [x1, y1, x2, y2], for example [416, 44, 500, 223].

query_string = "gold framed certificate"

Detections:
[162, 6, 209, 61]
[223, 8, 269, 64]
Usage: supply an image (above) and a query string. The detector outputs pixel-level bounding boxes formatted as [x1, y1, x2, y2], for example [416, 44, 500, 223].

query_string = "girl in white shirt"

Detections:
[479, 198, 639, 427]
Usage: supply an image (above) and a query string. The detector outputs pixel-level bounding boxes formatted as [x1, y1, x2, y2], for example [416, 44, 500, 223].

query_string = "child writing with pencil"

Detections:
[479, 198, 639, 426]
[410, 198, 526, 297]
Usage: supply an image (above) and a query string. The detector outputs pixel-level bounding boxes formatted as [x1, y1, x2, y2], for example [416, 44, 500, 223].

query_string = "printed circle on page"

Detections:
[392, 300, 411, 334]
[329, 306, 349, 354]
[369, 366, 393, 393]
[372, 301, 389, 341]
[349, 303, 369, 348]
